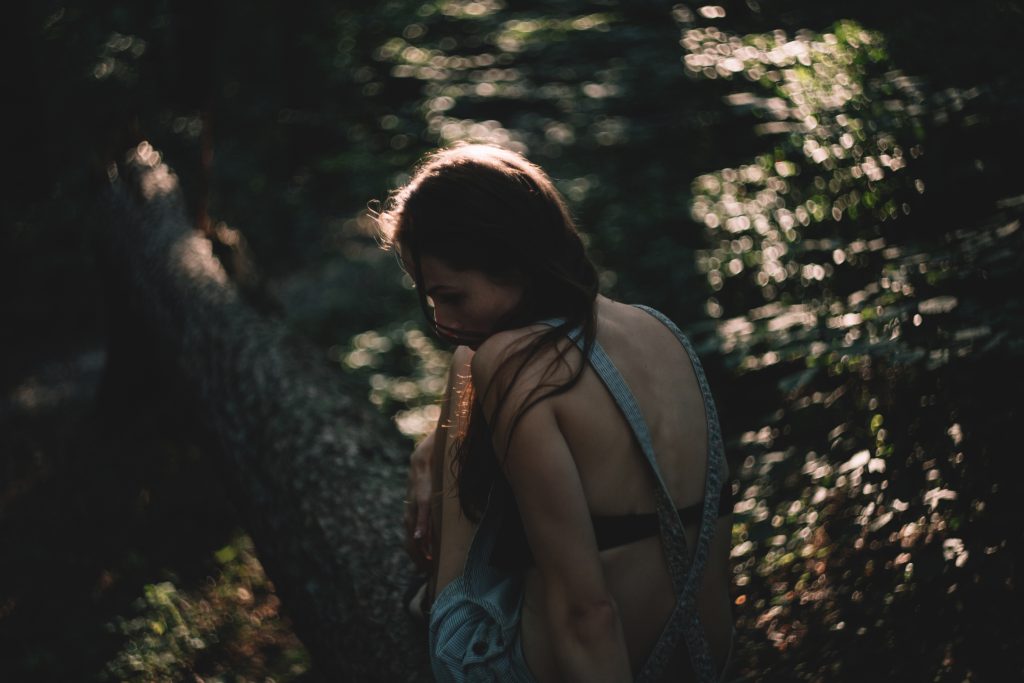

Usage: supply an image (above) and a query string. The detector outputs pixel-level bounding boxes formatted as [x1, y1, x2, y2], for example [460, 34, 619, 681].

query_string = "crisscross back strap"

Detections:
[629, 305, 726, 682]
[632, 305, 728, 598]
[537, 309, 724, 682]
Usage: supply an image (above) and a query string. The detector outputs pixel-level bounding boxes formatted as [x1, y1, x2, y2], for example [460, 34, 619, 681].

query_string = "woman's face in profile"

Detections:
[414, 254, 525, 348]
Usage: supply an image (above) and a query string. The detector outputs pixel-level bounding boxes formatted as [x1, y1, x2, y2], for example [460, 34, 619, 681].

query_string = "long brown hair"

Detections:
[377, 143, 599, 520]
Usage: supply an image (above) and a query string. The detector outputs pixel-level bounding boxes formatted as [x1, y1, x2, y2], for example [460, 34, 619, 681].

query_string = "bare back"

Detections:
[429, 296, 734, 681]
[518, 297, 734, 681]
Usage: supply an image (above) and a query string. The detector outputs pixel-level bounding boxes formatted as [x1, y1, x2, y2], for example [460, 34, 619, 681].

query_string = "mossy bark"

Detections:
[96, 143, 431, 681]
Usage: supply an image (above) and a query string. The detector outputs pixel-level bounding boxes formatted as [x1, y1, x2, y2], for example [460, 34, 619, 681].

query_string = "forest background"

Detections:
[3, 0, 1023, 681]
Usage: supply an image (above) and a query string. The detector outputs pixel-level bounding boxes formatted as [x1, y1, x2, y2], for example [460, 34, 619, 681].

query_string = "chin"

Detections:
[434, 328, 492, 349]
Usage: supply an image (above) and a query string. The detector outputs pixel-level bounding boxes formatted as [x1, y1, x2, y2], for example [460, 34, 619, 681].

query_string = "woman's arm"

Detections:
[472, 334, 633, 683]
[404, 346, 473, 572]
[432, 346, 481, 598]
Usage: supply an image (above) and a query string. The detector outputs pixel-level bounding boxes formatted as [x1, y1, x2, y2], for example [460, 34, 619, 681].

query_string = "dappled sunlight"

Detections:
[127, 141, 179, 200]
[676, 11, 1024, 671]
[333, 324, 452, 440]
[682, 16, 1019, 376]
[687, 21, 924, 308]
[371, 4, 624, 155]
[725, 378, 992, 658]
[170, 233, 230, 288]
[92, 31, 146, 84]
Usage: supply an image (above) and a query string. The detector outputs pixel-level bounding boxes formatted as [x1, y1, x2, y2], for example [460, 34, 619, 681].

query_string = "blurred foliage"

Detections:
[332, 322, 451, 441]
[676, 9, 1024, 682]
[102, 535, 308, 682]
[4, 0, 1024, 681]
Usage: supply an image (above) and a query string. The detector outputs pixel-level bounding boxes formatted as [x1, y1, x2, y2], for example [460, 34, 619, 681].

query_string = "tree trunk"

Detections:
[96, 142, 431, 681]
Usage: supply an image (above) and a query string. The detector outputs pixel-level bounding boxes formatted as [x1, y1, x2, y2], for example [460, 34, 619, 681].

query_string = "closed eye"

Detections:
[425, 293, 464, 308]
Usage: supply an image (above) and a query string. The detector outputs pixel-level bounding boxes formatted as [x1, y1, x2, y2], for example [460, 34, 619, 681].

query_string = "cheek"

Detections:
[477, 293, 520, 327]
[460, 303, 491, 328]
[445, 299, 491, 330]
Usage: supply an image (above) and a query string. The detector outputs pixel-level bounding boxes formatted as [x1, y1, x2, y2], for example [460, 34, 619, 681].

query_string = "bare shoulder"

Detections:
[451, 344, 474, 366]
[470, 324, 550, 385]
[445, 344, 473, 382]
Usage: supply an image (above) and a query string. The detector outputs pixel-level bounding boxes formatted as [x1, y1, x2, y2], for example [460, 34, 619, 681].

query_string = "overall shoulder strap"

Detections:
[631, 303, 729, 496]
[629, 305, 727, 682]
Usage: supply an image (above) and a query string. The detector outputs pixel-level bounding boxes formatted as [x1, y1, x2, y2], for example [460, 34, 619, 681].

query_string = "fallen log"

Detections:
[97, 142, 430, 681]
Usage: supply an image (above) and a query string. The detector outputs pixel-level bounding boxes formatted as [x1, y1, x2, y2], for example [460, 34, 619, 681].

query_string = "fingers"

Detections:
[424, 521, 433, 557]
[412, 498, 432, 560]
[403, 435, 438, 569]
[401, 494, 433, 570]
[414, 500, 429, 540]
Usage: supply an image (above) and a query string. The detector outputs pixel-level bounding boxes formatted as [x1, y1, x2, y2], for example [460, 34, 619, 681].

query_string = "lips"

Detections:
[432, 320, 491, 348]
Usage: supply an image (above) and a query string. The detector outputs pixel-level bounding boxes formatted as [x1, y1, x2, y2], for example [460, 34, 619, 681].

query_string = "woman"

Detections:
[379, 144, 735, 682]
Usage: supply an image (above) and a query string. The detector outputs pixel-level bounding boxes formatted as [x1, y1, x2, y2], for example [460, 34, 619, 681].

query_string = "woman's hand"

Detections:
[403, 428, 436, 571]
